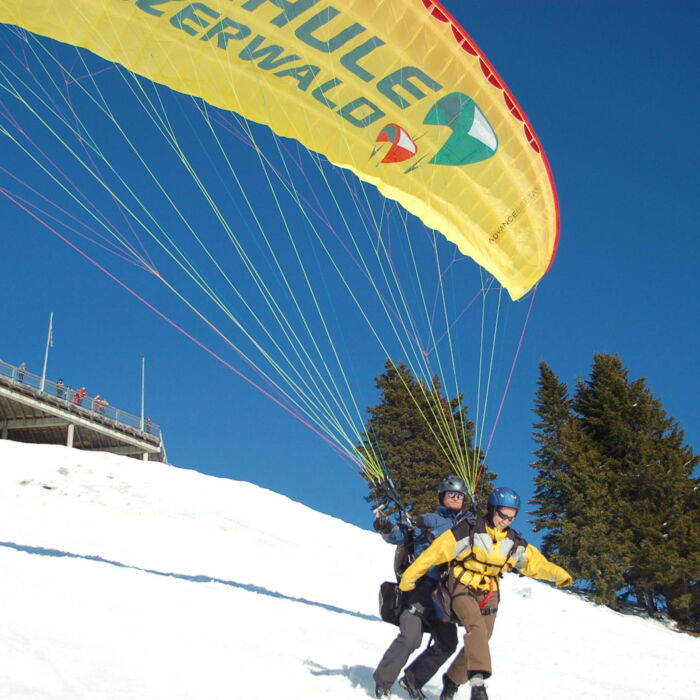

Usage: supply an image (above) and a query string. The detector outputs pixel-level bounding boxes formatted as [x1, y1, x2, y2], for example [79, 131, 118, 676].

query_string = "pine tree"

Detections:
[358, 359, 494, 518]
[530, 361, 572, 556]
[574, 355, 700, 616]
[531, 352, 700, 624]
[531, 361, 631, 604]
[662, 481, 700, 631]
[619, 385, 699, 622]
[556, 420, 632, 606]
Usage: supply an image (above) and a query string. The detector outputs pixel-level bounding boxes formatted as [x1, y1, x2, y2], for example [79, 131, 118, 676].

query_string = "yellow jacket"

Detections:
[399, 516, 572, 593]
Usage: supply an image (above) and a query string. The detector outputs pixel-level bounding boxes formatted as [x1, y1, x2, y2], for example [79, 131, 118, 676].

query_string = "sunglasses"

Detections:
[495, 508, 516, 522]
[445, 491, 465, 499]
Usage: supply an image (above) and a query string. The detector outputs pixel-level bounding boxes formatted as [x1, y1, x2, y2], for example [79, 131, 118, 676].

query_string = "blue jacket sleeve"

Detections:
[420, 513, 440, 537]
[419, 511, 455, 542]
[381, 523, 410, 546]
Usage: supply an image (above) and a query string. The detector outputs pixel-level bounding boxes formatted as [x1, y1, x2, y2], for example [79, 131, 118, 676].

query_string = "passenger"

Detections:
[399, 487, 572, 700]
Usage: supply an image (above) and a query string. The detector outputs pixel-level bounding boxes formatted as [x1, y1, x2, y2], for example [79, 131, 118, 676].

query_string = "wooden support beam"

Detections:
[1, 417, 70, 429]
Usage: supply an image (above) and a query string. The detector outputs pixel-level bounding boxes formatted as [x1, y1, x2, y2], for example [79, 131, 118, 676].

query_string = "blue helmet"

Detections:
[487, 487, 520, 510]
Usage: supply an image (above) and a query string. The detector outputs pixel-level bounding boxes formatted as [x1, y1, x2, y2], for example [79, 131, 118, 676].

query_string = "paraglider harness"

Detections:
[432, 513, 525, 622]
[375, 480, 483, 627]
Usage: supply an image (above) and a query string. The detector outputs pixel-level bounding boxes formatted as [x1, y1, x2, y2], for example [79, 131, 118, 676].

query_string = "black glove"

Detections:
[373, 515, 393, 534]
[401, 587, 425, 615]
[403, 578, 433, 607]
[402, 586, 421, 606]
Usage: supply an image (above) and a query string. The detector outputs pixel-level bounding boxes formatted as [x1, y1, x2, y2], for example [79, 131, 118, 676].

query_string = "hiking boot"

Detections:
[375, 684, 391, 698]
[440, 673, 459, 700]
[470, 684, 488, 700]
[398, 675, 426, 700]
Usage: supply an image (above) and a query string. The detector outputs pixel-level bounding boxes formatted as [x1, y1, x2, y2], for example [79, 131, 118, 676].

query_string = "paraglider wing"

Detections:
[0, 0, 558, 299]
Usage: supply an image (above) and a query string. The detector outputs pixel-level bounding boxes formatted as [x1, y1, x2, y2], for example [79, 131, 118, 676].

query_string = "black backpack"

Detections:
[378, 527, 416, 625]
[378, 580, 404, 625]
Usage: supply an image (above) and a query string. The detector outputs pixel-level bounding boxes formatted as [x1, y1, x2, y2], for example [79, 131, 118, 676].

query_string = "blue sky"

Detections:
[1, 1, 698, 539]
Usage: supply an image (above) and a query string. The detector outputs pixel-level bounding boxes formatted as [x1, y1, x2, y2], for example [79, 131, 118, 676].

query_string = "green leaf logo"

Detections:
[424, 92, 498, 166]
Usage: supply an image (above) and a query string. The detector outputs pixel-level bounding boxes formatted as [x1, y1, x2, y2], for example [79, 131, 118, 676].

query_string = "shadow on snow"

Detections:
[305, 661, 400, 698]
[0, 540, 381, 623]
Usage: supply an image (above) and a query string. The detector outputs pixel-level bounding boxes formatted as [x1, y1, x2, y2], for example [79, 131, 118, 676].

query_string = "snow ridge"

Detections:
[0, 441, 697, 700]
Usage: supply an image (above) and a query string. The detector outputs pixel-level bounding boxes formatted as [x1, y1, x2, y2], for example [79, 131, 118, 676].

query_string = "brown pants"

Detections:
[446, 584, 499, 684]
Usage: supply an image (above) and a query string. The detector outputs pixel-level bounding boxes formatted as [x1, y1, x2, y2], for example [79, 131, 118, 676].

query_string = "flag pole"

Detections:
[40, 311, 53, 392]
[140, 357, 145, 431]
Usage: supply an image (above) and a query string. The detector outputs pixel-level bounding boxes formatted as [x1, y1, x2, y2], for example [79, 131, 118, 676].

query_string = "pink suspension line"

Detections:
[482, 284, 539, 461]
[1, 186, 366, 475]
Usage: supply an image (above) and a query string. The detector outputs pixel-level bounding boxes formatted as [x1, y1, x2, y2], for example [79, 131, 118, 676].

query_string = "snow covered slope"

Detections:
[0, 441, 697, 699]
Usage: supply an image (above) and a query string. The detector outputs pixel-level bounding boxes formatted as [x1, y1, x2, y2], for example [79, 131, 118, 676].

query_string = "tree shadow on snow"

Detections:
[0, 540, 381, 623]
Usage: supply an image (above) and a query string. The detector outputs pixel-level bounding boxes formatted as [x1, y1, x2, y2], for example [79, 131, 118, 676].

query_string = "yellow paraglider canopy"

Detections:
[1, 0, 559, 300]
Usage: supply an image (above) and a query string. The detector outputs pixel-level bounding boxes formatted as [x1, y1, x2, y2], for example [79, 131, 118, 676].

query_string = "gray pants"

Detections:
[373, 608, 458, 690]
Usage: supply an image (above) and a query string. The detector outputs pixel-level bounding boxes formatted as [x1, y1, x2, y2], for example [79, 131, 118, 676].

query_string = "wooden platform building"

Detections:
[0, 360, 166, 462]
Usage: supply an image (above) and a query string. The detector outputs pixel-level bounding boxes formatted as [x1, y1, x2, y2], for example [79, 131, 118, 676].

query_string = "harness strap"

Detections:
[449, 583, 498, 617]
[478, 577, 495, 609]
